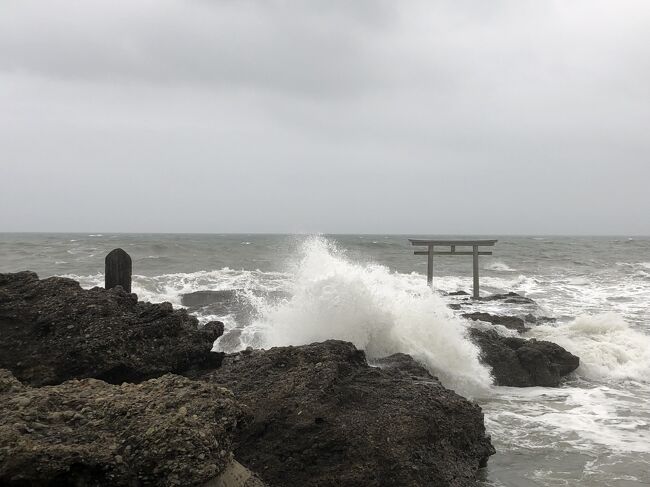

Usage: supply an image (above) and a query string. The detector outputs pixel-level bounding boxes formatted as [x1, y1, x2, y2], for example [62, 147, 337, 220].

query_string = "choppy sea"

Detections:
[1, 233, 649, 486]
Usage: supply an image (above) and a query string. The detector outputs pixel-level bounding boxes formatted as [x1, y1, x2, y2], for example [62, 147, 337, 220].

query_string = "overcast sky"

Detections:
[1, 0, 649, 234]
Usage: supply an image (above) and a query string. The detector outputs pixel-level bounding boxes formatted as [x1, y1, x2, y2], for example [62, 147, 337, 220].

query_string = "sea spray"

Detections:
[528, 312, 650, 382]
[239, 237, 493, 396]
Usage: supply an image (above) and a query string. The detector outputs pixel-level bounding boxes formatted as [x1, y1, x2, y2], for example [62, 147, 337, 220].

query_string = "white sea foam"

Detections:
[237, 237, 492, 396]
[527, 313, 650, 382]
[484, 383, 650, 454]
[567, 277, 590, 286]
[485, 261, 517, 272]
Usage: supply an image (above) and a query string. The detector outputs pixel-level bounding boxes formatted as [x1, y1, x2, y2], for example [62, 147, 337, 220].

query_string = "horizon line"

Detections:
[1, 231, 649, 238]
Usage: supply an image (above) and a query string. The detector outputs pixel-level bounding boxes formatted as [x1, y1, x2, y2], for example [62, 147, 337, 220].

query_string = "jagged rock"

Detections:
[0, 370, 250, 486]
[0, 272, 224, 386]
[468, 328, 579, 387]
[462, 312, 527, 333]
[192, 340, 495, 487]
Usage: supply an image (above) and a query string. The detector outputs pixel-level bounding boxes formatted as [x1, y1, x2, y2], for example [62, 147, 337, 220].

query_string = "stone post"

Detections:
[105, 248, 132, 293]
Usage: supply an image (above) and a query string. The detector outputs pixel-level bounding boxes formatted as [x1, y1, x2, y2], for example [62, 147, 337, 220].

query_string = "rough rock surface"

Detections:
[0, 369, 250, 486]
[462, 312, 527, 333]
[193, 340, 495, 487]
[0, 271, 224, 386]
[468, 328, 579, 387]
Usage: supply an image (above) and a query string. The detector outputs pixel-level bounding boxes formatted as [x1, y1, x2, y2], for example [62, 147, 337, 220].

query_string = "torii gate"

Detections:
[409, 239, 498, 299]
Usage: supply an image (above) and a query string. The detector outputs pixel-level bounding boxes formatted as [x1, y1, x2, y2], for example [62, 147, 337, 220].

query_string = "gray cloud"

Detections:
[1, 0, 649, 234]
[0, 0, 394, 96]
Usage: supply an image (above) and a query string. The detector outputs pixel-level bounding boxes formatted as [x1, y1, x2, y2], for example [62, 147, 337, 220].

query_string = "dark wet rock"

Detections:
[468, 329, 579, 387]
[523, 313, 537, 323]
[0, 271, 224, 386]
[523, 314, 557, 324]
[503, 297, 534, 304]
[193, 340, 495, 487]
[448, 290, 470, 296]
[0, 369, 250, 486]
[462, 312, 527, 333]
[480, 292, 536, 305]
[448, 303, 462, 310]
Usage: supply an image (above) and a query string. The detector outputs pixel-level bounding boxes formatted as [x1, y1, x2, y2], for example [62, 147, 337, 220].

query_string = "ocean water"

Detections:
[1, 233, 649, 486]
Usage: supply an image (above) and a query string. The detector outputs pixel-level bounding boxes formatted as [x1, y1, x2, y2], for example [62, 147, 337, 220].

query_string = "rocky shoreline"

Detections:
[0, 272, 579, 486]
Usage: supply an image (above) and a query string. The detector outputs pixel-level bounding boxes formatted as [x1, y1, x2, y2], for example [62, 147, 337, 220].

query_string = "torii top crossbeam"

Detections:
[408, 239, 498, 299]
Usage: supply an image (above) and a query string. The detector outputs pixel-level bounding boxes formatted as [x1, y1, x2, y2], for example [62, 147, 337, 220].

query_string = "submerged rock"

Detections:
[193, 340, 495, 487]
[468, 328, 579, 387]
[0, 271, 224, 386]
[0, 370, 250, 486]
[479, 292, 536, 305]
[462, 312, 527, 333]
